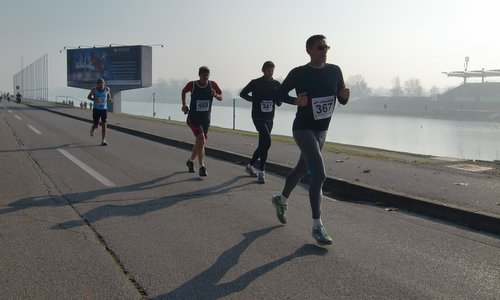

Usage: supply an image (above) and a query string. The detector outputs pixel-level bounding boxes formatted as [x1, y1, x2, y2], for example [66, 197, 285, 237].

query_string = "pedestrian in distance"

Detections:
[87, 78, 112, 146]
[240, 61, 281, 184]
[271, 34, 350, 246]
[181, 66, 223, 177]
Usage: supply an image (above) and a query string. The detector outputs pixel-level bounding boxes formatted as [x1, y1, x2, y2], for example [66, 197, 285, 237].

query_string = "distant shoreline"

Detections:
[337, 106, 500, 123]
[342, 97, 500, 122]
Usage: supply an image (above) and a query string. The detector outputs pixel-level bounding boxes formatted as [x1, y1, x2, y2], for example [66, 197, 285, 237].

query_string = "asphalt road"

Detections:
[1, 102, 500, 299]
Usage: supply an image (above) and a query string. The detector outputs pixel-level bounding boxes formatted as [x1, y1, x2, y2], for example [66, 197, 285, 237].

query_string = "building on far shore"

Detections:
[340, 81, 500, 122]
[339, 63, 500, 122]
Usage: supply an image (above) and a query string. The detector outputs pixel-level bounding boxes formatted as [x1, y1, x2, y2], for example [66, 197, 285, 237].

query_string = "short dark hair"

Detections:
[306, 34, 326, 49]
[261, 61, 275, 72]
[96, 78, 104, 84]
[198, 66, 210, 75]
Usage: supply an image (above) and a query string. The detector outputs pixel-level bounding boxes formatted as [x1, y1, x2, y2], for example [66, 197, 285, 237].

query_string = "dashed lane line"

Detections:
[27, 125, 42, 135]
[57, 149, 116, 187]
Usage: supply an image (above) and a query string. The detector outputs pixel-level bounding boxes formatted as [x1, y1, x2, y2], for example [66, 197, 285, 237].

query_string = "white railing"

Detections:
[55, 95, 93, 109]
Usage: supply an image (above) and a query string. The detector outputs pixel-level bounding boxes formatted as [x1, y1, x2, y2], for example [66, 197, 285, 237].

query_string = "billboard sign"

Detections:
[67, 45, 152, 89]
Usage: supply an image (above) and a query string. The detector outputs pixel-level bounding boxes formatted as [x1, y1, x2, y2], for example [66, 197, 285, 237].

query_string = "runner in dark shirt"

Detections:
[181, 66, 223, 177]
[271, 35, 350, 246]
[240, 61, 281, 183]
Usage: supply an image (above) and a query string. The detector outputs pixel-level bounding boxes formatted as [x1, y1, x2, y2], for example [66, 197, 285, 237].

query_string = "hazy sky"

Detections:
[1, 0, 499, 96]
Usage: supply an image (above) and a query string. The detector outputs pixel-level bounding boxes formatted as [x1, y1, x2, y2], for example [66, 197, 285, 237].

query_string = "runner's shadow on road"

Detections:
[154, 226, 328, 299]
[0, 143, 102, 154]
[51, 174, 252, 230]
[0, 171, 187, 216]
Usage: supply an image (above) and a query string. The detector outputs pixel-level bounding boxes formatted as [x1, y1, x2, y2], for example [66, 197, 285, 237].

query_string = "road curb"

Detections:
[27, 103, 500, 236]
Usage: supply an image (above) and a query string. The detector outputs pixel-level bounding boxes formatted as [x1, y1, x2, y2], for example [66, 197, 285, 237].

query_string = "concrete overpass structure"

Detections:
[443, 69, 500, 83]
[443, 56, 500, 83]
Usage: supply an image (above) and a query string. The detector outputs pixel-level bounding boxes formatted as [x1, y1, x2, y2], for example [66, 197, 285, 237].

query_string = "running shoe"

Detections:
[90, 126, 95, 137]
[245, 164, 257, 176]
[271, 195, 287, 224]
[186, 160, 194, 173]
[199, 166, 207, 177]
[311, 225, 333, 245]
[257, 171, 265, 184]
[101, 140, 108, 146]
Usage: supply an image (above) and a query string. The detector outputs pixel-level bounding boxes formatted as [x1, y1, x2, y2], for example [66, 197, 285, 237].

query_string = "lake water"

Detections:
[122, 101, 500, 162]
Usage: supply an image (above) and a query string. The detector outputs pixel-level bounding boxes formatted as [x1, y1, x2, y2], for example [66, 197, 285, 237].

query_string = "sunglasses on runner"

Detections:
[316, 45, 331, 51]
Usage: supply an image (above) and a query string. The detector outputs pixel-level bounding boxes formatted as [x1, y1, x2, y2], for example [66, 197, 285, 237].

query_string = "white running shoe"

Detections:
[257, 171, 265, 184]
[245, 164, 258, 176]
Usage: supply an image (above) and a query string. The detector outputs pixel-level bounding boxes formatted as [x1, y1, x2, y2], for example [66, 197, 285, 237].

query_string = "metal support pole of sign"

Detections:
[232, 98, 236, 130]
[153, 92, 156, 117]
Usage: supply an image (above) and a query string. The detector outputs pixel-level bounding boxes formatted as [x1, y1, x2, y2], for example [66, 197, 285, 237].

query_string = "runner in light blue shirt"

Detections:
[87, 78, 112, 146]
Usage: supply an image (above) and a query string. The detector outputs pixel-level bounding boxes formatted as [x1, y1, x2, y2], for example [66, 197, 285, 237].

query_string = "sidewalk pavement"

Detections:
[25, 100, 500, 236]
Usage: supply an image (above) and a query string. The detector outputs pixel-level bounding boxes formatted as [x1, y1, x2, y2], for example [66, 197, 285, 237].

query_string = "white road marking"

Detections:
[14, 115, 21, 120]
[447, 163, 493, 172]
[27, 125, 42, 135]
[8, 110, 12, 113]
[57, 149, 116, 187]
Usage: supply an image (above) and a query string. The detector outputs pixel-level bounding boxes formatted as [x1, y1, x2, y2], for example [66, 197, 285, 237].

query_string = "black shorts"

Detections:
[92, 109, 108, 126]
[187, 117, 209, 139]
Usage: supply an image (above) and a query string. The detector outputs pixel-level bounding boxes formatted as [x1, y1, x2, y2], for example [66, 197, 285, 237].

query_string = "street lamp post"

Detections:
[153, 92, 156, 117]
[232, 98, 236, 130]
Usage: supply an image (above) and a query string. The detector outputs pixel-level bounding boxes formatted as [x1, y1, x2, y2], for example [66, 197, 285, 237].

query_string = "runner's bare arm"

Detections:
[87, 89, 94, 101]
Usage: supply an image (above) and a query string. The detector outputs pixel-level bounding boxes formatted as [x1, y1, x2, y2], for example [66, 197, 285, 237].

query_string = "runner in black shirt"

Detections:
[271, 35, 350, 245]
[181, 66, 223, 176]
[240, 61, 281, 183]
